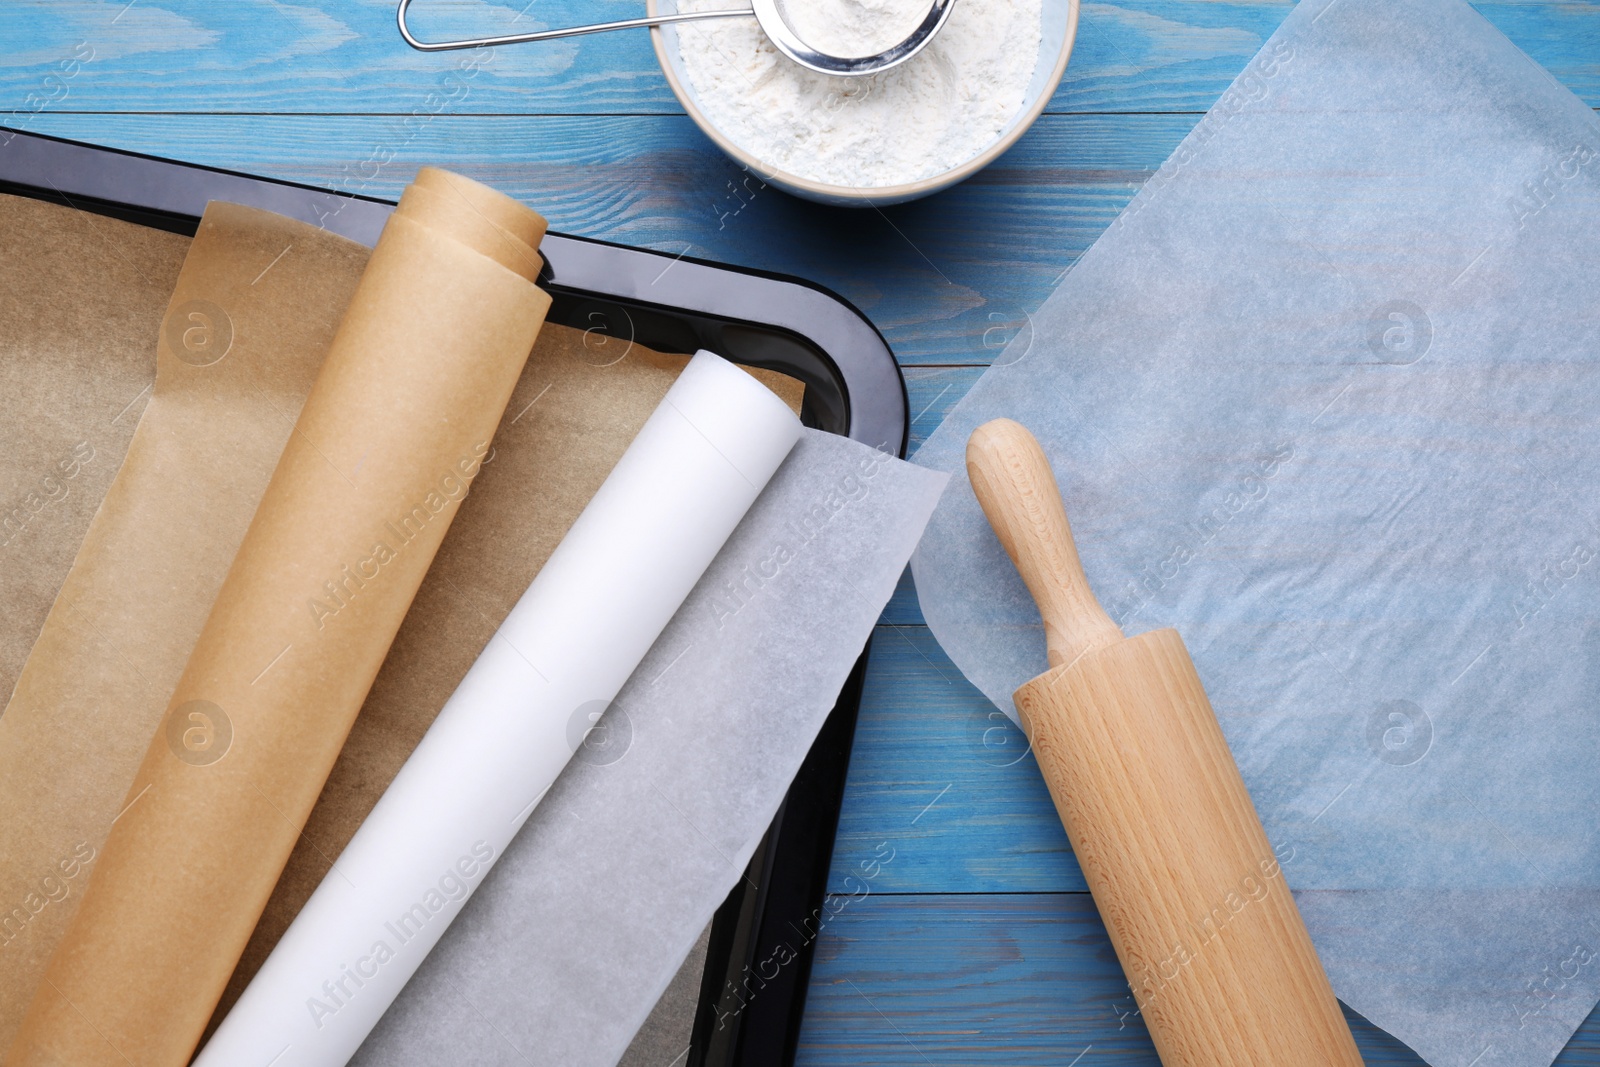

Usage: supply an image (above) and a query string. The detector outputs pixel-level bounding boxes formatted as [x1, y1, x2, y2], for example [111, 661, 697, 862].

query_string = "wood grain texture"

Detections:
[1017, 631, 1360, 1066]
[4, 2, 1600, 114]
[966, 418, 1357, 1065]
[794, 894, 1600, 1067]
[967, 419, 1123, 669]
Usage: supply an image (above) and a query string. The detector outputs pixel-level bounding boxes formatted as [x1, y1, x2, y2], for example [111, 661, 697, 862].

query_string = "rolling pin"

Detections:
[966, 418, 1363, 1067]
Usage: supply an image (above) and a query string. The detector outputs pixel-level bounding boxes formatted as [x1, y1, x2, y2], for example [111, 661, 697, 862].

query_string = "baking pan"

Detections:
[0, 126, 907, 1067]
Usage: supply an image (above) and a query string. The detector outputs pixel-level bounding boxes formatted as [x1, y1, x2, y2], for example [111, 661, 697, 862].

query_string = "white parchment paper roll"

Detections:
[348, 428, 946, 1067]
[195, 350, 801, 1067]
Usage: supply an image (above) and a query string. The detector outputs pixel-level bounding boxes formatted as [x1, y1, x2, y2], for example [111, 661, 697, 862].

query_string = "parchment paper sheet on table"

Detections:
[910, 1, 1600, 1064]
[350, 428, 946, 1067]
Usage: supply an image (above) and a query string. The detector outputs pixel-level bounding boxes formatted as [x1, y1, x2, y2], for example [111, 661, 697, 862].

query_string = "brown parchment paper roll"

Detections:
[8, 174, 553, 1067]
[0, 195, 368, 1054]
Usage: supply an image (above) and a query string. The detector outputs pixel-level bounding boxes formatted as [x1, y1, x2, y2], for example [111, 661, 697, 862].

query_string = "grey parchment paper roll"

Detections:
[7, 172, 553, 1067]
[0, 195, 366, 1053]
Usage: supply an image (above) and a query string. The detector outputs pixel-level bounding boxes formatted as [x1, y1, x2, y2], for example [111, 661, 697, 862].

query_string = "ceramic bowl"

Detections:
[648, 0, 1080, 206]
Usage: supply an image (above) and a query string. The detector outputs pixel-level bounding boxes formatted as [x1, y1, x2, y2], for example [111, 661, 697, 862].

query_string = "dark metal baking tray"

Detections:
[0, 125, 908, 1067]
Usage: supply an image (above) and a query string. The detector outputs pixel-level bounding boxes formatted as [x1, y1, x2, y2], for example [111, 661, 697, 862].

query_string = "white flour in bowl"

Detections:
[671, 0, 1044, 189]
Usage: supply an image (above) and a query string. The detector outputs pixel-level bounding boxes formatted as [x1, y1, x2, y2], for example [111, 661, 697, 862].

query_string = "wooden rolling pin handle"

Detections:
[966, 417, 1365, 1067]
[966, 418, 1123, 669]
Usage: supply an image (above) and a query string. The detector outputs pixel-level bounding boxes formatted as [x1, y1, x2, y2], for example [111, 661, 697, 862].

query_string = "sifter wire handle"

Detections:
[397, 0, 755, 52]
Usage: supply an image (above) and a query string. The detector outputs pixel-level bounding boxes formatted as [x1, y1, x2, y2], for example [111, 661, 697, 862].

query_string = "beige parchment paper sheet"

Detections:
[0, 193, 366, 1053]
[0, 189, 802, 1065]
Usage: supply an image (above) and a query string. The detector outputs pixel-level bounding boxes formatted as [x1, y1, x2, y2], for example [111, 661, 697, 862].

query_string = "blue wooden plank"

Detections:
[0, 0, 679, 115]
[17, 111, 1169, 364]
[798, 894, 1147, 1067]
[793, 893, 1600, 1066]
[828, 625, 1087, 896]
[4, 3, 1600, 115]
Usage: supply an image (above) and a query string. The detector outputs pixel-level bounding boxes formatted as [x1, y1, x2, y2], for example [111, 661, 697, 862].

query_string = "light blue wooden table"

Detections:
[6, 2, 1600, 1063]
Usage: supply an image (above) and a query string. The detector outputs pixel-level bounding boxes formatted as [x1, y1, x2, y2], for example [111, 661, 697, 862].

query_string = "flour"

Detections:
[673, 0, 1043, 189]
[778, 0, 931, 59]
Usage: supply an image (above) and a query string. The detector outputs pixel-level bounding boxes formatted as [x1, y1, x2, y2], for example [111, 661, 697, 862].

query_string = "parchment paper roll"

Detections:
[195, 351, 801, 1066]
[6, 172, 552, 1067]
